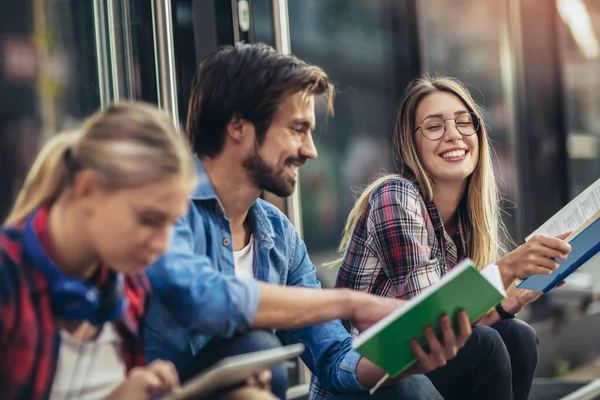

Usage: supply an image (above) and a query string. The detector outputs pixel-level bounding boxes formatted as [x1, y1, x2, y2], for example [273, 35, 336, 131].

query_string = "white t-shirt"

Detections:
[233, 235, 255, 279]
[50, 322, 126, 400]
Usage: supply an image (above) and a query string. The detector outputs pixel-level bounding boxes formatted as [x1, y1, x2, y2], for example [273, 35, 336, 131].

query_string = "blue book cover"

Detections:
[518, 213, 600, 293]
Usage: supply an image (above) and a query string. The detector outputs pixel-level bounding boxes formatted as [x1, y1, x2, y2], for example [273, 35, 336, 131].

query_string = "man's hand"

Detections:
[350, 293, 407, 333]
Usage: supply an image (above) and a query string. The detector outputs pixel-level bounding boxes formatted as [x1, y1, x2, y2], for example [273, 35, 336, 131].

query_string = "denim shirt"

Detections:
[144, 159, 366, 396]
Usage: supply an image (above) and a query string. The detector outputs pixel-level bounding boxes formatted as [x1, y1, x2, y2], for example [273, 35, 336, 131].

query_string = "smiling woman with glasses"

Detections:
[329, 75, 572, 400]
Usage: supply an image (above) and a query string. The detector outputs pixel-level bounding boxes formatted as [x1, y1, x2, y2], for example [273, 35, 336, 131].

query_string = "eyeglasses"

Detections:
[414, 111, 480, 141]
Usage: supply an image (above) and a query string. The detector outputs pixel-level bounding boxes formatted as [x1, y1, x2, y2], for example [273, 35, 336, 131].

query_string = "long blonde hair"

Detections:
[331, 76, 511, 270]
[4, 101, 196, 226]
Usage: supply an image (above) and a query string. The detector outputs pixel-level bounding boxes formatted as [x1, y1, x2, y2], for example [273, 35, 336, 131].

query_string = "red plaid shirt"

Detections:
[335, 177, 467, 336]
[0, 207, 149, 400]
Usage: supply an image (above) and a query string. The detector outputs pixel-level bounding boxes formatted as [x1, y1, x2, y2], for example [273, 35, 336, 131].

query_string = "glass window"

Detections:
[557, 0, 600, 196]
[418, 0, 521, 239]
[0, 0, 155, 222]
[0, 0, 100, 221]
[288, 1, 418, 285]
[250, 0, 275, 45]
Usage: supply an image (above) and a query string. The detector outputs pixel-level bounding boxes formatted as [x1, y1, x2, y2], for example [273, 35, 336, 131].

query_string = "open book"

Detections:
[518, 178, 600, 293]
[353, 259, 506, 379]
[163, 344, 305, 400]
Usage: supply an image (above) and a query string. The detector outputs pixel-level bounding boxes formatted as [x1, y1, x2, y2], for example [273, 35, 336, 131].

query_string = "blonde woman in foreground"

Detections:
[333, 76, 571, 400]
[0, 102, 276, 400]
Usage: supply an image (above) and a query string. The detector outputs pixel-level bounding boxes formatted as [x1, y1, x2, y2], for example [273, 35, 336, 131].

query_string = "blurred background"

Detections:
[1, 0, 599, 398]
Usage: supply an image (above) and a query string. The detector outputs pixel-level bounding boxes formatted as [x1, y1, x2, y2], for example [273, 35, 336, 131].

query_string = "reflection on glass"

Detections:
[0, 1, 100, 221]
[250, 0, 275, 46]
[289, 0, 522, 271]
[0, 0, 152, 222]
[558, 0, 600, 196]
[419, 0, 520, 240]
[288, 1, 402, 271]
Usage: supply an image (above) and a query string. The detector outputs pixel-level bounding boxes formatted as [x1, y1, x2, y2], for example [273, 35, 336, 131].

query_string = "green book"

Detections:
[353, 258, 507, 377]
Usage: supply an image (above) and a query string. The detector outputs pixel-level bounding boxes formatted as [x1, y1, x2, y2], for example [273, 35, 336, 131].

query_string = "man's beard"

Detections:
[242, 142, 304, 197]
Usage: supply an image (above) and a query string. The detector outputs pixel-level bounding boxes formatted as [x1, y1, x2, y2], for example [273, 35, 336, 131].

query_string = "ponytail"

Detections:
[4, 132, 80, 226]
[324, 174, 400, 268]
[4, 102, 195, 228]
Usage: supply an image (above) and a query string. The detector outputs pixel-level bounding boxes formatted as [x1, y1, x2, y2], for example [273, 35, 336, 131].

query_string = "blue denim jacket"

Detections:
[144, 160, 366, 396]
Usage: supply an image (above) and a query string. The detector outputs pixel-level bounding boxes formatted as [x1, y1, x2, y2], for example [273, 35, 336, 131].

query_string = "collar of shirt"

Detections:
[192, 157, 276, 248]
[423, 197, 467, 262]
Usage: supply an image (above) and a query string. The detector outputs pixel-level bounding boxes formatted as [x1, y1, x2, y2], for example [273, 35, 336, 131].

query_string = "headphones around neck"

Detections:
[22, 214, 128, 326]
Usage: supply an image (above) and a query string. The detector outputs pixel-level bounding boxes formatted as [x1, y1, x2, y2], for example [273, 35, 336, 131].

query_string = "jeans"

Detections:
[426, 318, 539, 400]
[329, 374, 443, 399]
[180, 330, 288, 400]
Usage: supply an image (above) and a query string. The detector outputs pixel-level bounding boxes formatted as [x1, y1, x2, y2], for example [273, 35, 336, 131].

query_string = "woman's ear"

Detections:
[71, 170, 105, 213]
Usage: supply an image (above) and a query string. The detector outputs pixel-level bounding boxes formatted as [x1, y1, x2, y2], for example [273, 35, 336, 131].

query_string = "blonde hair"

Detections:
[4, 101, 196, 226]
[330, 76, 511, 270]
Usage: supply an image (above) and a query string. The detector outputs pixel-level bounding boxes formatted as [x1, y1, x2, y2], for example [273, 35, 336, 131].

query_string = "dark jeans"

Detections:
[180, 330, 288, 400]
[329, 374, 443, 399]
[426, 318, 539, 400]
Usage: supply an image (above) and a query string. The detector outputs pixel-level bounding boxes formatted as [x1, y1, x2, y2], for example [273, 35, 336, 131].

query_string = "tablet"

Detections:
[163, 343, 306, 400]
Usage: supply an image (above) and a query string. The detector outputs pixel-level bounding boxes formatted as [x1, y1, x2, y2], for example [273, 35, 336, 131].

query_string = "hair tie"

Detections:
[63, 147, 81, 180]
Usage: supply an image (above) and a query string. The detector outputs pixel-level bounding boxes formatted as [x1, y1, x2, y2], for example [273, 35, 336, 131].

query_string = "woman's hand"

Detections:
[503, 280, 567, 315]
[497, 232, 571, 288]
[245, 370, 272, 391]
[218, 371, 277, 400]
[104, 360, 180, 400]
[398, 312, 472, 377]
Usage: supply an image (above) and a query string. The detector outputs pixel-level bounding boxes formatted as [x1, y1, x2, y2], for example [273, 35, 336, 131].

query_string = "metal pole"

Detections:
[272, 0, 303, 236]
[272, 0, 311, 388]
[93, 0, 111, 108]
[561, 379, 600, 400]
[231, 0, 241, 43]
[152, 0, 180, 124]
[120, 0, 137, 98]
[106, 0, 122, 101]
[272, 0, 291, 54]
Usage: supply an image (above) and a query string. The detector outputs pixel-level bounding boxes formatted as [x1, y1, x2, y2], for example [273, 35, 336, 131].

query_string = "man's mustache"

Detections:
[285, 156, 308, 167]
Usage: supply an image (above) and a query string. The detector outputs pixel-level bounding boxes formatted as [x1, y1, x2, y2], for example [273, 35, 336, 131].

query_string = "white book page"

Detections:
[480, 263, 507, 296]
[526, 178, 600, 241]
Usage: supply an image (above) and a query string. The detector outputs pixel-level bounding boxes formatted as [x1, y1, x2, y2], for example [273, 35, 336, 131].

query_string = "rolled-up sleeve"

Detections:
[146, 213, 260, 337]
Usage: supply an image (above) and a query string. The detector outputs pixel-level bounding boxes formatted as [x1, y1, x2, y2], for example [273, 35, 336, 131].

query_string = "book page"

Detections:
[480, 263, 507, 296]
[526, 178, 600, 241]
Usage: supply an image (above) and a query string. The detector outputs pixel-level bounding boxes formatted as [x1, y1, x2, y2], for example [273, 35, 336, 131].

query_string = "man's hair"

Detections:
[186, 42, 334, 157]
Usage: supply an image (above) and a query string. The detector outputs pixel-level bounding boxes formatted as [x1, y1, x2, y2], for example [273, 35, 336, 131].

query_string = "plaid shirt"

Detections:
[335, 177, 467, 337]
[0, 207, 149, 400]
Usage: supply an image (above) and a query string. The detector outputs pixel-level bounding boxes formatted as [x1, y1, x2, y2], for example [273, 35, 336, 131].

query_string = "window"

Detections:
[558, 0, 600, 196]
[419, 0, 521, 240]
[288, 0, 419, 284]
